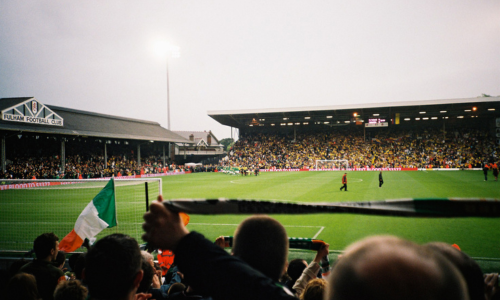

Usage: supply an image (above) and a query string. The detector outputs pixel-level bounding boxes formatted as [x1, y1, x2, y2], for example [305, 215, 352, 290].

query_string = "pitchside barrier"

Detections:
[0, 178, 162, 252]
[284, 250, 500, 274]
[163, 198, 500, 273]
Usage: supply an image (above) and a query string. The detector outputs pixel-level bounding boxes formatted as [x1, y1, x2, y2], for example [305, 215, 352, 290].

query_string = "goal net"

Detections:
[315, 160, 349, 170]
[0, 178, 161, 252]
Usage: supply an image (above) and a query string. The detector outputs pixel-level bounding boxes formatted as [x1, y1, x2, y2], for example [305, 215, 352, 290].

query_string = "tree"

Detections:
[219, 138, 235, 151]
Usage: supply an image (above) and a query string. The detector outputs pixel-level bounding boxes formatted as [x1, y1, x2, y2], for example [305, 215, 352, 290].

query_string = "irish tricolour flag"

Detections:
[59, 179, 117, 252]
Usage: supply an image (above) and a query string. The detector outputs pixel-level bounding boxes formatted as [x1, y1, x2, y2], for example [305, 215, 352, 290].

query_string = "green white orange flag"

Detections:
[59, 179, 117, 252]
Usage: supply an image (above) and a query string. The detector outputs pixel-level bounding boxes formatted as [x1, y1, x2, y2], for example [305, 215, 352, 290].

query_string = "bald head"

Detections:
[233, 215, 288, 281]
[425, 242, 484, 300]
[327, 236, 468, 300]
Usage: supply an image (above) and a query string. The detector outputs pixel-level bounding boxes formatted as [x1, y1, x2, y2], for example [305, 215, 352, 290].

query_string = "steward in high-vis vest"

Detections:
[340, 173, 347, 191]
[492, 163, 499, 181]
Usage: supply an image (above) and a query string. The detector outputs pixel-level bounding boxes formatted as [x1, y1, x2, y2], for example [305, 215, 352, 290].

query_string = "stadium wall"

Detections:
[0, 170, 188, 191]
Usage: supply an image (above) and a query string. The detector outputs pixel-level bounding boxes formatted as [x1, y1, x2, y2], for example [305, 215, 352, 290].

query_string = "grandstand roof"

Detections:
[0, 97, 190, 143]
[208, 96, 500, 128]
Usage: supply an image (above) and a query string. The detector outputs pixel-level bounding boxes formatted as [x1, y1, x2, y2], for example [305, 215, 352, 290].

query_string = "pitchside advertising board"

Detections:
[1, 99, 64, 126]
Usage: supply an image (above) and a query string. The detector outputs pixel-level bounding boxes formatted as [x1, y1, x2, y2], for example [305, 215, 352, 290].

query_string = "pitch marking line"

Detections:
[189, 223, 322, 228]
[0, 222, 75, 225]
[188, 223, 326, 239]
[348, 178, 363, 182]
[229, 180, 247, 184]
[312, 226, 325, 239]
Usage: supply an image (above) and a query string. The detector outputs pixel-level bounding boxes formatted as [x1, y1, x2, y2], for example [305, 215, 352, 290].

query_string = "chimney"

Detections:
[207, 134, 212, 146]
[189, 134, 194, 141]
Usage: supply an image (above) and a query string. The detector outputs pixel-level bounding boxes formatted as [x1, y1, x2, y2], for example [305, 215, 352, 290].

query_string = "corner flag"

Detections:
[59, 178, 117, 252]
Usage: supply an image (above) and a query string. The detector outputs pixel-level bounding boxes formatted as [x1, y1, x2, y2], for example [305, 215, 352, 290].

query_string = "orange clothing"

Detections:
[157, 212, 190, 275]
[342, 174, 347, 184]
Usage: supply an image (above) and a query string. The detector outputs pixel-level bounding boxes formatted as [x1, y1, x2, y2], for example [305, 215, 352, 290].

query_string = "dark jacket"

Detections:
[176, 232, 296, 300]
[19, 259, 65, 300]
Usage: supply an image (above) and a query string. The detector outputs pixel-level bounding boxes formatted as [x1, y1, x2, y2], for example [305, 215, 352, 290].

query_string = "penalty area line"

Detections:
[312, 226, 325, 239]
[188, 223, 324, 229]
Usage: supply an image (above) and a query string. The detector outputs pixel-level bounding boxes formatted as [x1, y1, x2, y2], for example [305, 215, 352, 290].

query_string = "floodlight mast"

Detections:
[166, 58, 170, 130]
[164, 45, 180, 130]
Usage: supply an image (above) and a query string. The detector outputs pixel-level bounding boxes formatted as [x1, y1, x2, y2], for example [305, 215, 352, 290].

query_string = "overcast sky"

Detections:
[1, 0, 499, 139]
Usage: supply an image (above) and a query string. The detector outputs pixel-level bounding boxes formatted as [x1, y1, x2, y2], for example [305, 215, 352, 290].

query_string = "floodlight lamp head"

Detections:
[153, 41, 180, 59]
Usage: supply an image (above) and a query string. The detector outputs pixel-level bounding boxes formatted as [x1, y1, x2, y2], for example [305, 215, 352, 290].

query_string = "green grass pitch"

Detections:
[0, 171, 499, 265]
[161, 171, 499, 260]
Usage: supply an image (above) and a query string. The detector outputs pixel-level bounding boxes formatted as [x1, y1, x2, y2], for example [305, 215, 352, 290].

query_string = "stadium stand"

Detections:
[221, 127, 499, 170]
[0, 97, 192, 179]
[2, 97, 500, 299]
[211, 96, 500, 170]
[0, 141, 184, 179]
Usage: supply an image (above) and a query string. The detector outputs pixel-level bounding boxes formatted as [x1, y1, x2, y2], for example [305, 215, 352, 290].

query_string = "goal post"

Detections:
[315, 160, 349, 170]
[0, 178, 162, 252]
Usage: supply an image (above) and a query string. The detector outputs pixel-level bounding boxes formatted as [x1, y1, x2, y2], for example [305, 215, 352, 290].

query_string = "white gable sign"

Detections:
[1, 99, 64, 126]
[197, 139, 208, 147]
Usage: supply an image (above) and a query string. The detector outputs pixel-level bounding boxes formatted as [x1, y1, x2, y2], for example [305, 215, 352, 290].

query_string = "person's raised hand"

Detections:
[313, 243, 330, 264]
[142, 195, 189, 252]
[135, 293, 153, 300]
[484, 273, 499, 300]
[151, 273, 161, 289]
[214, 236, 225, 249]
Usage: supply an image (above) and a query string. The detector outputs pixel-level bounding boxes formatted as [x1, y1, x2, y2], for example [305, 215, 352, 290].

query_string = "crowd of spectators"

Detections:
[0, 141, 185, 179]
[2, 127, 498, 179]
[1, 201, 499, 300]
[222, 127, 499, 170]
[0, 154, 180, 179]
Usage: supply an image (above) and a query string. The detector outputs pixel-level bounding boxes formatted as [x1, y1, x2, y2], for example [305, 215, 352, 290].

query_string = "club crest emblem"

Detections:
[32, 101, 38, 114]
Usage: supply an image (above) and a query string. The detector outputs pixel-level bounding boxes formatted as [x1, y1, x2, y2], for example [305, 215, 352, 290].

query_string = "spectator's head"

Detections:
[68, 253, 80, 272]
[141, 250, 155, 268]
[287, 259, 308, 282]
[34, 232, 59, 261]
[73, 253, 86, 281]
[137, 258, 155, 294]
[327, 236, 468, 300]
[53, 280, 88, 300]
[5, 273, 40, 300]
[425, 242, 484, 300]
[83, 234, 143, 300]
[53, 250, 66, 269]
[233, 215, 288, 281]
[300, 278, 327, 300]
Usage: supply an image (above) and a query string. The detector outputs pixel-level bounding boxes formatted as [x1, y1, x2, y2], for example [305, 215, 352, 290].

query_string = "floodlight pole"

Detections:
[1, 136, 5, 172]
[163, 45, 179, 131]
[166, 57, 171, 130]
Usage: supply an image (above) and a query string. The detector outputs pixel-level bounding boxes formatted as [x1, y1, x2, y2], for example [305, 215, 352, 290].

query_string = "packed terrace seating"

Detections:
[0, 141, 177, 179]
[222, 127, 499, 169]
